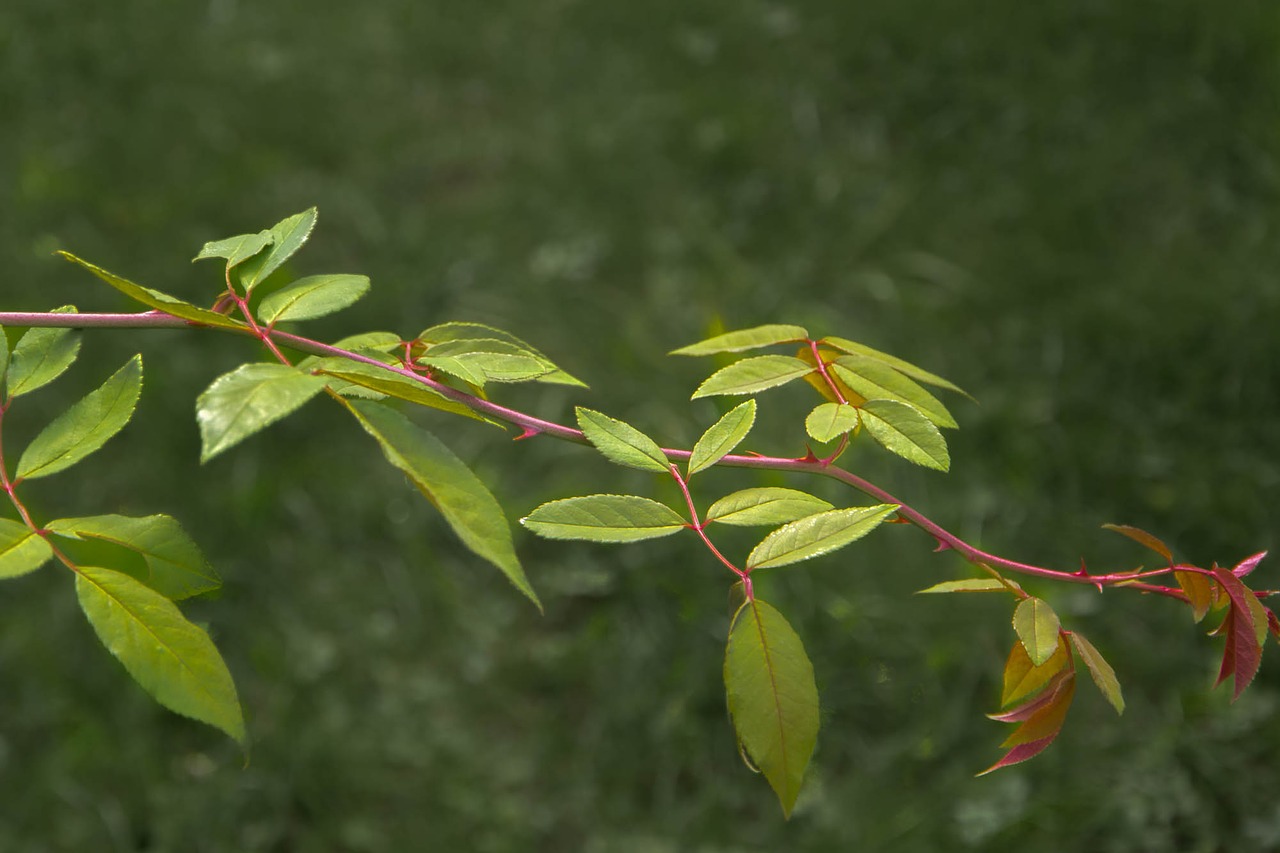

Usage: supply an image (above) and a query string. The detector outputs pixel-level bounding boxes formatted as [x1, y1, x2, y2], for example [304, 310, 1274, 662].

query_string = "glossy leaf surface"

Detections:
[58, 253, 248, 330]
[688, 399, 756, 476]
[706, 488, 833, 527]
[233, 208, 318, 292]
[858, 399, 950, 471]
[830, 356, 957, 428]
[257, 274, 371, 324]
[746, 504, 897, 570]
[193, 231, 273, 268]
[804, 402, 859, 443]
[418, 321, 586, 386]
[196, 363, 328, 462]
[521, 495, 686, 542]
[1013, 597, 1061, 666]
[16, 355, 142, 480]
[724, 598, 819, 817]
[691, 355, 813, 399]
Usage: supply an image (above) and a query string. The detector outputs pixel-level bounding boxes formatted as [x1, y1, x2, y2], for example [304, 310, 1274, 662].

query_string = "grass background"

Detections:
[2, 0, 1279, 849]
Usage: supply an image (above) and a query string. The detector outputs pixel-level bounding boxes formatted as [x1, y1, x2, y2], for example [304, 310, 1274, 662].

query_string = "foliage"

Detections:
[0, 210, 1271, 820]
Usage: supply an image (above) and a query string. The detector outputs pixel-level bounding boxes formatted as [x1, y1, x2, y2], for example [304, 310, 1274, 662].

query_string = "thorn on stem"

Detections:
[514, 427, 542, 441]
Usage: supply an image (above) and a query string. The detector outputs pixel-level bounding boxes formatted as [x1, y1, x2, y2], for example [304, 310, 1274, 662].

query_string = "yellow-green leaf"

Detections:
[858, 399, 950, 471]
[576, 407, 670, 473]
[1013, 597, 1062, 666]
[671, 324, 809, 356]
[196, 363, 329, 462]
[706, 488, 833, 527]
[804, 402, 859, 443]
[746, 504, 897, 570]
[1069, 632, 1124, 714]
[0, 519, 53, 579]
[688, 399, 756, 476]
[521, 495, 686, 543]
[691, 355, 813, 399]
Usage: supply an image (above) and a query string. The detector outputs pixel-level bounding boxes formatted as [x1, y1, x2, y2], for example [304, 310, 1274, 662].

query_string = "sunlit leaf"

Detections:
[1013, 597, 1061, 667]
[671, 324, 809, 356]
[576, 407, 670, 473]
[688, 399, 756, 476]
[858, 399, 950, 471]
[234, 208, 319, 292]
[309, 359, 502, 427]
[917, 578, 1022, 595]
[705, 488, 834, 527]
[830, 356, 957, 429]
[1101, 523, 1173, 564]
[47, 514, 220, 600]
[521, 495, 687, 542]
[724, 598, 819, 817]
[691, 355, 813, 399]
[0, 519, 53, 579]
[420, 338, 554, 383]
[346, 400, 538, 608]
[193, 231, 273, 268]
[415, 355, 489, 388]
[257, 274, 371, 324]
[804, 402, 859, 443]
[57, 253, 248, 331]
[16, 355, 142, 480]
[1069, 632, 1124, 714]
[418, 321, 586, 387]
[746, 504, 897, 570]
[196, 363, 328, 462]
[76, 566, 245, 746]
[819, 336, 970, 399]
[1001, 635, 1070, 708]
[6, 309, 81, 398]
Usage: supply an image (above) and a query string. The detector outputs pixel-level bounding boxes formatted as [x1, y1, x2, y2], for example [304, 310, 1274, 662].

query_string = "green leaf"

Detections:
[233, 208, 319, 293]
[6, 310, 81, 398]
[1013, 597, 1062, 667]
[196, 363, 329, 462]
[520, 495, 687, 542]
[47, 514, 220, 600]
[671, 324, 809, 356]
[804, 402, 860, 443]
[193, 231, 273, 268]
[58, 252, 248, 331]
[691, 355, 813, 399]
[576, 407, 670, 473]
[830, 356, 957, 428]
[0, 324, 9, 381]
[421, 339, 554, 383]
[724, 598, 819, 818]
[858, 399, 950, 471]
[346, 400, 538, 608]
[1069, 632, 1124, 715]
[0, 519, 53, 579]
[1101, 523, 1174, 564]
[706, 488, 834, 527]
[309, 359, 503, 427]
[820, 336, 970, 399]
[76, 566, 245, 746]
[917, 578, 1023, 595]
[418, 322, 586, 387]
[746, 504, 897, 570]
[689, 400, 757, 476]
[1001, 635, 1070, 708]
[16, 355, 142, 480]
[257, 274, 371, 324]
[415, 356, 489, 388]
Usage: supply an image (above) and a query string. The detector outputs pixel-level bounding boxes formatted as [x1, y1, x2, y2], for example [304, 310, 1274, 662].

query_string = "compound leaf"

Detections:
[688, 399, 756, 476]
[346, 399, 538, 608]
[692, 355, 813, 399]
[746, 504, 897, 570]
[671, 324, 809, 357]
[706, 488, 833, 527]
[6, 310, 81, 398]
[257, 274, 371, 324]
[830, 356, 957, 428]
[16, 355, 142, 480]
[576, 407, 670, 473]
[0, 519, 53, 579]
[1013, 597, 1062, 667]
[196, 363, 328, 462]
[724, 598, 819, 817]
[521, 495, 686, 543]
[47, 514, 220, 600]
[76, 565, 245, 746]
[858, 399, 950, 471]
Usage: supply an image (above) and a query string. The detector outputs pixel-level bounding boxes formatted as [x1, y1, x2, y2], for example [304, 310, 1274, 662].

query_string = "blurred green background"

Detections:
[3, 0, 1279, 850]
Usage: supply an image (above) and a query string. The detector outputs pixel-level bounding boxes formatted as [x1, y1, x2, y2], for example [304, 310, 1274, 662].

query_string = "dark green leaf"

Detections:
[16, 355, 142, 480]
[746, 504, 897, 570]
[830, 356, 957, 428]
[48, 514, 220, 600]
[6, 309, 81, 398]
[1069, 632, 1124, 714]
[804, 402, 859, 443]
[521, 495, 687, 542]
[257, 274, 371, 324]
[689, 399, 757, 476]
[576, 407, 670, 473]
[724, 598, 819, 817]
[691, 355, 813, 399]
[77, 565, 245, 746]
[1013, 597, 1062, 667]
[820, 336, 970, 398]
[0, 518, 53, 579]
[346, 400, 538, 608]
[58, 252, 248, 331]
[196, 363, 328, 462]
[671, 324, 809, 356]
[234, 208, 319, 292]
[706, 488, 833, 527]
[858, 399, 950, 471]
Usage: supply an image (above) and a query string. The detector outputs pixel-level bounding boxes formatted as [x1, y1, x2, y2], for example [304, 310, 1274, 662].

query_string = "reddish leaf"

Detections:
[1001, 635, 1070, 708]
[977, 734, 1062, 776]
[1269, 608, 1280, 642]
[1101, 523, 1173, 564]
[988, 670, 1072, 722]
[1233, 551, 1268, 579]
[1001, 675, 1075, 748]
[1210, 567, 1267, 700]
